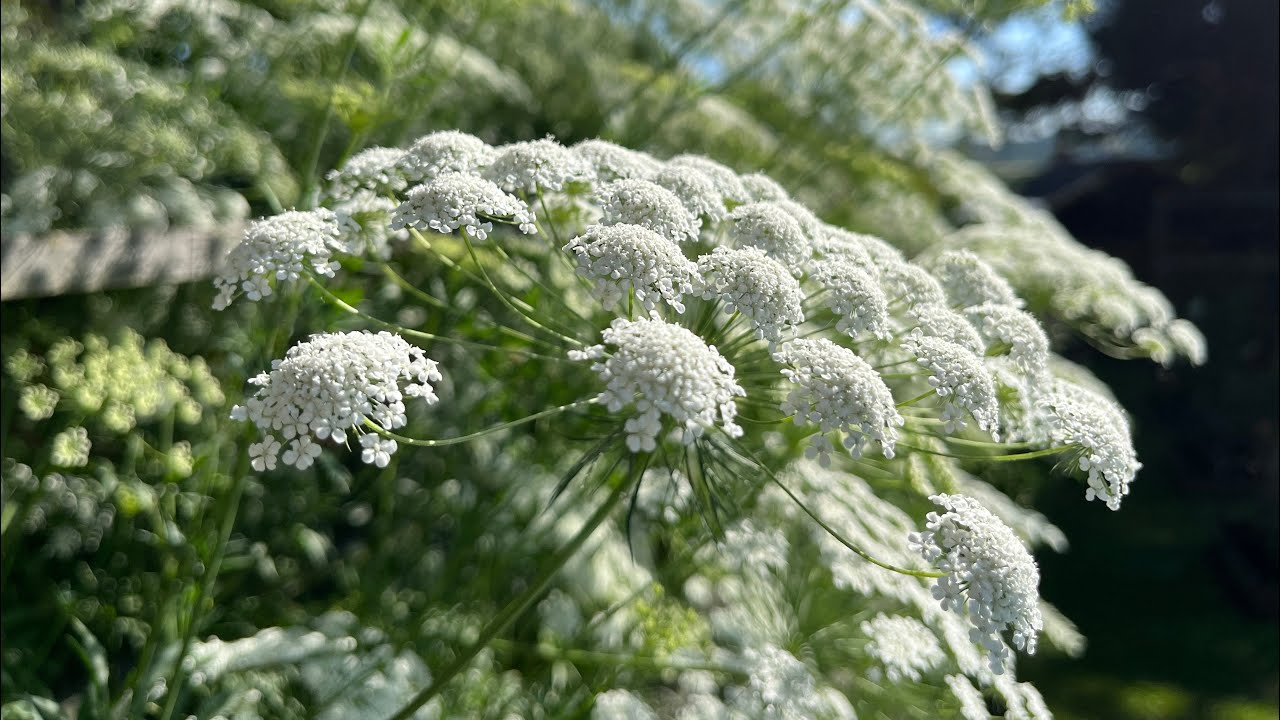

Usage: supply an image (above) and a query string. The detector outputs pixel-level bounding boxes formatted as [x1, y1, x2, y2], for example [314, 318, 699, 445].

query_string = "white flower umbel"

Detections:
[325, 146, 408, 197]
[905, 334, 1001, 439]
[739, 171, 791, 202]
[774, 338, 903, 464]
[727, 645, 826, 720]
[924, 249, 1021, 309]
[668, 154, 750, 205]
[947, 674, 990, 720]
[964, 303, 1050, 378]
[563, 224, 697, 314]
[232, 331, 442, 471]
[573, 139, 661, 182]
[571, 317, 745, 452]
[860, 613, 946, 683]
[1043, 380, 1141, 510]
[1166, 318, 1208, 367]
[50, 426, 91, 468]
[880, 260, 948, 306]
[811, 228, 878, 273]
[910, 493, 1043, 674]
[592, 689, 658, 720]
[213, 209, 344, 310]
[653, 165, 729, 222]
[809, 256, 890, 339]
[696, 246, 804, 344]
[390, 172, 536, 240]
[597, 179, 702, 245]
[773, 199, 829, 248]
[728, 202, 811, 270]
[906, 303, 985, 354]
[483, 137, 594, 194]
[399, 130, 495, 182]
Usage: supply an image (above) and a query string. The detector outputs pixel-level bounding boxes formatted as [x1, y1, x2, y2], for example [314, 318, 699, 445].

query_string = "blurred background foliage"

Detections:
[1, 0, 1275, 718]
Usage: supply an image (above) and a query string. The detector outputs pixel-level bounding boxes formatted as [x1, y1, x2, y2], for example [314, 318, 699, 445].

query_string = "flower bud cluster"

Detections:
[1043, 380, 1141, 510]
[597, 179, 702, 245]
[860, 613, 946, 683]
[728, 202, 811, 270]
[905, 334, 1000, 438]
[696, 246, 804, 343]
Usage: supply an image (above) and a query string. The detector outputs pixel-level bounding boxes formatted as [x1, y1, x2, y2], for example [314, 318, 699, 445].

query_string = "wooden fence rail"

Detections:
[0, 225, 243, 301]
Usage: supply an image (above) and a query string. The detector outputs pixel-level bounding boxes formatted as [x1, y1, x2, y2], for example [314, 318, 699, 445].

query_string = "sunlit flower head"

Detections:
[213, 209, 344, 310]
[597, 179, 702, 245]
[696, 246, 805, 343]
[910, 493, 1043, 674]
[400, 130, 495, 182]
[924, 249, 1021, 309]
[483, 137, 595, 194]
[739, 171, 791, 202]
[391, 172, 536, 240]
[808, 256, 890, 339]
[231, 331, 441, 471]
[570, 317, 745, 452]
[904, 334, 1000, 439]
[668, 154, 750, 205]
[1043, 379, 1141, 510]
[573, 139, 661, 182]
[325, 146, 408, 196]
[728, 202, 811, 271]
[563, 223, 698, 314]
[774, 338, 903, 464]
[653, 165, 729, 222]
[861, 613, 945, 683]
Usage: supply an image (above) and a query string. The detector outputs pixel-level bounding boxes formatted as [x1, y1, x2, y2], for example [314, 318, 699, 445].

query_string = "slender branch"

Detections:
[720, 437, 943, 579]
[387, 452, 645, 720]
[367, 399, 596, 448]
[305, 273, 571, 363]
[462, 232, 585, 347]
[894, 442, 1078, 462]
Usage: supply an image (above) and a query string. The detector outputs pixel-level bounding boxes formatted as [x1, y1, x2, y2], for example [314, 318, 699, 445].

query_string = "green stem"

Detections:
[367, 399, 595, 448]
[722, 437, 943, 579]
[491, 640, 745, 677]
[386, 456, 644, 720]
[896, 389, 937, 408]
[158, 454, 250, 720]
[305, 273, 571, 363]
[893, 443, 1077, 462]
[462, 232, 585, 347]
[299, 0, 375, 206]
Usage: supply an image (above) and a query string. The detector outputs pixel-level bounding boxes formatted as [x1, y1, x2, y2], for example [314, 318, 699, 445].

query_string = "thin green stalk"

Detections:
[896, 389, 937, 408]
[894, 443, 1078, 462]
[386, 454, 645, 720]
[721, 436, 943, 579]
[158, 454, 250, 720]
[299, 0, 375, 205]
[367, 399, 595, 448]
[462, 232, 585, 347]
[305, 273, 572, 363]
[492, 640, 746, 677]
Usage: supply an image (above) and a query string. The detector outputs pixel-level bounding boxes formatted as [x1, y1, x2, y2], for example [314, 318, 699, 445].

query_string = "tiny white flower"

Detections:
[924, 249, 1021, 309]
[667, 154, 750, 205]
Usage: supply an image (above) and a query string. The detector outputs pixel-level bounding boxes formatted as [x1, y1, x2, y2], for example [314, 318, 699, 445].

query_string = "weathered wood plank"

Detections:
[0, 225, 243, 300]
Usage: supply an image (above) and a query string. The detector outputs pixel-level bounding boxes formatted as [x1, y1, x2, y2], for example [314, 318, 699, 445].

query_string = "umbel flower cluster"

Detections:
[213, 131, 1202, 719]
